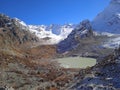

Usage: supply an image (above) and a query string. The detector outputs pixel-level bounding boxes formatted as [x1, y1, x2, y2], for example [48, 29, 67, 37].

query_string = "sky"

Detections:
[0, 0, 111, 25]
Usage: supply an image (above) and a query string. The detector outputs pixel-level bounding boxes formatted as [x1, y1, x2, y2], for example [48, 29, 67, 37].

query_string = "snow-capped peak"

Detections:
[91, 0, 120, 48]
[14, 18, 27, 27]
[92, 0, 120, 34]
[10, 18, 75, 44]
[28, 24, 75, 44]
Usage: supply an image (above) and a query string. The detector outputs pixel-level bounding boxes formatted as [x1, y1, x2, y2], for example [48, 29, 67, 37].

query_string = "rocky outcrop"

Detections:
[57, 20, 112, 57]
[0, 14, 39, 56]
[57, 20, 94, 53]
[0, 14, 38, 45]
[0, 13, 58, 59]
[92, 0, 120, 33]
[67, 47, 120, 90]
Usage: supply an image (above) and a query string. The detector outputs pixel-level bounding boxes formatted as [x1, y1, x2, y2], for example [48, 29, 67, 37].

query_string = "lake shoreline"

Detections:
[54, 56, 96, 69]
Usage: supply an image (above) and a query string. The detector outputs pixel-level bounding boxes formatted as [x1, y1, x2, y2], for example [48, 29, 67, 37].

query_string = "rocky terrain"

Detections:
[0, 14, 57, 58]
[0, 14, 76, 90]
[1, 0, 120, 90]
[57, 20, 113, 58]
[28, 24, 76, 44]
[0, 14, 39, 56]
[66, 46, 120, 90]
[92, 0, 120, 34]
[0, 13, 117, 90]
[0, 51, 80, 90]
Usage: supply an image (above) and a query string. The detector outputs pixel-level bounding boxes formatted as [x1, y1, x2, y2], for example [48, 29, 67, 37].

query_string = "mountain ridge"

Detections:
[11, 17, 76, 44]
[1, 0, 120, 90]
[92, 0, 120, 33]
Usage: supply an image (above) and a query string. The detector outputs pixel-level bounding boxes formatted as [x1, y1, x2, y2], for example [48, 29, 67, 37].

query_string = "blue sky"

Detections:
[0, 0, 111, 25]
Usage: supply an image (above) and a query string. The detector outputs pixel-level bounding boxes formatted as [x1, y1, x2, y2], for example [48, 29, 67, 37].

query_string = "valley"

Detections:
[0, 0, 120, 90]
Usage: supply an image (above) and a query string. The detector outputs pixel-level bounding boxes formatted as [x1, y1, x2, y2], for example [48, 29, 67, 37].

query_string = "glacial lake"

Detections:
[56, 57, 96, 68]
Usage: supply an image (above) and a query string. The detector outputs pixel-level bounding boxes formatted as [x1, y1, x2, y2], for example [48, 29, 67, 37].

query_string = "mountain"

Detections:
[57, 20, 112, 58]
[0, 14, 39, 56]
[28, 24, 75, 44]
[57, 20, 93, 52]
[0, 14, 77, 90]
[91, 0, 120, 48]
[57, 0, 120, 55]
[0, 14, 57, 59]
[92, 0, 120, 34]
[12, 18, 75, 44]
[67, 47, 120, 90]
[1, 0, 120, 89]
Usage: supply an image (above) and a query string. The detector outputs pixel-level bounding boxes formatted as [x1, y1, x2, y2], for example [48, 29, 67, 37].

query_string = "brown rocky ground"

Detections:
[0, 50, 80, 90]
[65, 48, 120, 90]
[1, 14, 119, 90]
[0, 14, 80, 90]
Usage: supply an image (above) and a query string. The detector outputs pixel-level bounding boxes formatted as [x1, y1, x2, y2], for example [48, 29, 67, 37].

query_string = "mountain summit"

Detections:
[92, 0, 120, 33]
[28, 24, 75, 44]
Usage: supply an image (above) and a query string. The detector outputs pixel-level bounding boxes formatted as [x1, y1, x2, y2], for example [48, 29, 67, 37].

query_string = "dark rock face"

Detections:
[0, 14, 39, 48]
[68, 47, 120, 90]
[0, 14, 12, 28]
[0, 14, 40, 56]
[57, 20, 112, 58]
[57, 20, 93, 53]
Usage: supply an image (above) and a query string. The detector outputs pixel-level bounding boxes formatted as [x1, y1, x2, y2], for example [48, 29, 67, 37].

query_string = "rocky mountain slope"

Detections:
[0, 14, 58, 59]
[0, 14, 77, 90]
[57, 20, 113, 58]
[0, 14, 38, 45]
[57, 0, 120, 56]
[13, 19, 76, 44]
[0, 48, 79, 90]
[1, 0, 120, 89]
[0, 14, 39, 56]
[28, 24, 75, 44]
[57, 20, 93, 53]
[91, 0, 120, 48]
[92, 0, 120, 34]
[66, 47, 120, 90]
